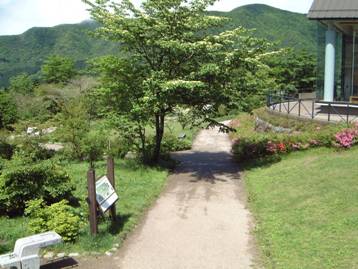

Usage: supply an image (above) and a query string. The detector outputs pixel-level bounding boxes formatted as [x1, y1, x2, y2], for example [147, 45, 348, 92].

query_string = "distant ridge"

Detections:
[0, 4, 317, 87]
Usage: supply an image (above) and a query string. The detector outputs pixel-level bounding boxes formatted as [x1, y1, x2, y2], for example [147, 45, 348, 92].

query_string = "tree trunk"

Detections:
[152, 113, 165, 163]
[137, 124, 146, 161]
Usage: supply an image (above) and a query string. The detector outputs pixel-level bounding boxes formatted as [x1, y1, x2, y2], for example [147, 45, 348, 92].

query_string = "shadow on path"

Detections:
[41, 258, 78, 269]
[171, 150, 241, 183]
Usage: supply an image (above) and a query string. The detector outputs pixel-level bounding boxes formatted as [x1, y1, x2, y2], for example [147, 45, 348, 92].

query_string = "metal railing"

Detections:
[267, 92, 358, 124]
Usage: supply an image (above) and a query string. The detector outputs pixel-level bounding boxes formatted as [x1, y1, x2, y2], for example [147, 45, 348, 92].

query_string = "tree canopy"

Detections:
[9, 73, 35, 94]
[0, 91, 18, 129]
[84, 0, 274, 162]
[41, 55, 76, 84]
[266, 49, 316, 93]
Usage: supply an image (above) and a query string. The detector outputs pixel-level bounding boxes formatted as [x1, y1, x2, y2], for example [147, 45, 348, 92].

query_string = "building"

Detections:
[308, 0, 358, 103]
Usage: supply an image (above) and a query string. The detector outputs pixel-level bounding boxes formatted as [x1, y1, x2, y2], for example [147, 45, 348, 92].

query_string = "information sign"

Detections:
[96, 176, 118, 212]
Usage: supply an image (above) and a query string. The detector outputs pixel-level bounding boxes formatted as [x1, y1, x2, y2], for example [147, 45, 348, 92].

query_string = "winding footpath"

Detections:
[47, 121, 256, 269]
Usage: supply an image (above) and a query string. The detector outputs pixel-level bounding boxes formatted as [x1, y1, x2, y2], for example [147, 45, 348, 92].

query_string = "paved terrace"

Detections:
[269, 100, 358, 124]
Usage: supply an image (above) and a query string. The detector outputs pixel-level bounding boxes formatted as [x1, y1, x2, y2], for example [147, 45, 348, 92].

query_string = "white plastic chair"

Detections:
[0, 231, 62, 269]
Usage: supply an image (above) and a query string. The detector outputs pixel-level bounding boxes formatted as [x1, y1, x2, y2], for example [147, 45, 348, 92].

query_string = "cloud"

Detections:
[0, 0, 314, 36]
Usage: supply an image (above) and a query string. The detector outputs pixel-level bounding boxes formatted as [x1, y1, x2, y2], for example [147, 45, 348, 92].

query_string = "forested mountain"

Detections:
[211, 4, 317, 51]
[0, 4, 317, 87]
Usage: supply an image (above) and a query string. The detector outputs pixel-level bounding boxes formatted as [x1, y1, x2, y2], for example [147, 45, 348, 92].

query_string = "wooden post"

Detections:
[107, 156, 116, 221]
[87, 169, 98, 235]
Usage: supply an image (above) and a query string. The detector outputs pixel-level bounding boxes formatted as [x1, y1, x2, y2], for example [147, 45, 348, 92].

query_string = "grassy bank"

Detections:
[244, 147, 358, 269]
[0, 159, 168, 254]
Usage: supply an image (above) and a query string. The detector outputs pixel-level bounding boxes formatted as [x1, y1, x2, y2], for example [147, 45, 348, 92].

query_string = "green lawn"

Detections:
[0, 159, 168, 255]
[244, 147, 358, 269]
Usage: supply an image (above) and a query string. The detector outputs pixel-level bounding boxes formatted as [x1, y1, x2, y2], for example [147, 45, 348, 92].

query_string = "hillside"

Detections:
[211, 4, 316, 51]
[0, 4, 317, 87]
[0, 21, 118, 87]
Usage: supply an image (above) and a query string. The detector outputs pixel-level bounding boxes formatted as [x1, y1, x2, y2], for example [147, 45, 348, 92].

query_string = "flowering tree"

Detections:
[84, 0, 272, 162]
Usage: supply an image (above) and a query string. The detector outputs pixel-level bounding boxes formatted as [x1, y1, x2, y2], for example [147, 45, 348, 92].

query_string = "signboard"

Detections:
[95, 176, 118, 213]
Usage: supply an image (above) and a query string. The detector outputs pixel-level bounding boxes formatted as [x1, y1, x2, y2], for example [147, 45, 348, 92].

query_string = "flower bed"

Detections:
[231, 113, 357, 162]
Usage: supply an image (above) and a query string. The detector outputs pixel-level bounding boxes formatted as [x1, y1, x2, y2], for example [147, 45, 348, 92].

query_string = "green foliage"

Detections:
[210, 4, 317, 52]
[25, 199, 83, 242]
[0, 138, 14, 160]
[106, 131, 133, 159]
[56, 98, 109, 163]
[145, 133, 191, 157]
[9, 73, 35, 94]
[0, 157, 168, 254]
[56, 99, 90, 160]
[80, 129, 107, 167]
[11, 82, 64, 122]
[0, 21, 118, 88]
[0, 6, 317, 88]
[86, 0, 275, 162]
[12, 136, 55, 162]
[0, 160, 75, 216]
[231, 63, 276, 112]
[266, 49, 317, 92]
[231, 113, 344, 162]
[41, 55, 76, 84]
[0, 91, 18, 129]
[161, 133, 192, 152]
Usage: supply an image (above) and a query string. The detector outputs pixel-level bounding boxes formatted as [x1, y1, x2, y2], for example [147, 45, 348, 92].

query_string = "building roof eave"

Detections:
[308, 0, 358, 20]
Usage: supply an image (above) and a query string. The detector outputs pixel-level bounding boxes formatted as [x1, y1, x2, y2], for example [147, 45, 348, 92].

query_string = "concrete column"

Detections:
[324, 26, 336, 102]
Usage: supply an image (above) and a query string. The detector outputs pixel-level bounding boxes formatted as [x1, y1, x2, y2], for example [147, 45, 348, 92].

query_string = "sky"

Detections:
[0, 0, 314, 36]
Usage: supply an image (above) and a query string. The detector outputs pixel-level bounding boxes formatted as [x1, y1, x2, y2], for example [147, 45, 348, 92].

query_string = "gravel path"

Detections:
[44, 122, 256, 269]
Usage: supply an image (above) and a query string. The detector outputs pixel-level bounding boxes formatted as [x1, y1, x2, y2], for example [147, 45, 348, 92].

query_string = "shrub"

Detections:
[107, 133, 132, 159]
[160, 133, 191, 152]
[9, 73, 35, 94]
[0, 139, 14, 160]
[335, 128, 358, 148]
[25, 199, 83, 242]
[0, 158, 4, 174]
[13, 136, 55, 162]
[41, 55, 76, 84]
[0, 91, 18, 129]
[0, 161, 75, 216]
[144, 133, 191, 160]
[56, 99, 90, 160]
[80, 129, 107, 167]
[231, 113, 352, 162]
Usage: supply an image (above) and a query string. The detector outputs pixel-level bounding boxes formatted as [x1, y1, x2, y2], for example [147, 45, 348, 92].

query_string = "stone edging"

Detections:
[42, 243, 121, 260]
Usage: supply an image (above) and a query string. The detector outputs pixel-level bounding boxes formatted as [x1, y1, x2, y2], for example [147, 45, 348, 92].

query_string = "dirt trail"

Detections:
[45, 121, 256, 269]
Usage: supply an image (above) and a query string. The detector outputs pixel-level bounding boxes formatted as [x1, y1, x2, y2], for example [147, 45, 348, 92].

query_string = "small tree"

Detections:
[41, 55, 76, 84]
[0, 91, 18, 129]
[84, 0, 273, 162]
[57, 98, 90, 160]
[9, 73, 35, 94]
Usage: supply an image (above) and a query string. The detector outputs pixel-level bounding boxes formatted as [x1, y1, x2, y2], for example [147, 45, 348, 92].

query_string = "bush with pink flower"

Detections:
[335, 128, 358, 148]
[231, 113, 358, 162]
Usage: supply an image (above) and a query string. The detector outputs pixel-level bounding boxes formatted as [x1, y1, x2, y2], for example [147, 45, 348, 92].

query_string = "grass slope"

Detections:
[244, 147, 358, 269]
[0, 4, 317, 87]
[0, 159, 168, 254]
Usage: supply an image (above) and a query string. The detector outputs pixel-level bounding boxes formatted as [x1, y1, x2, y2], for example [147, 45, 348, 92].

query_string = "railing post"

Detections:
[279, 95, 282, 112]
[328, 103, 331, 122]
[298, 99, 301, 117]
[347, 103, 350, 125]
[312, 100, 315, 119]
[288, 98, 291, 114]
[87, 169, 98, 236]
